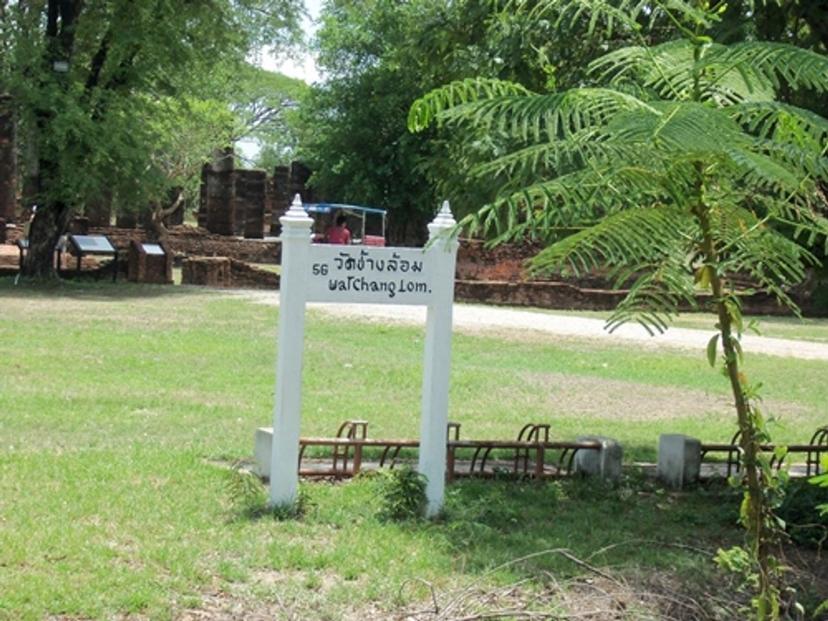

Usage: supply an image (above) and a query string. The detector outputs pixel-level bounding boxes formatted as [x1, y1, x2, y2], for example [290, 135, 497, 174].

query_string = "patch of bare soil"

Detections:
[171, 546, 828, 621]
[175, 569, 384, 621]
[391, 572, 748, 620]
[520, 371, 809, 423]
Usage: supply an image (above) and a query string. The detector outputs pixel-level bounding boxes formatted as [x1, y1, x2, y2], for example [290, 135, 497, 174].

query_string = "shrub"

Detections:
[375, 467, 427, 521]
[777, 478, 828, 550]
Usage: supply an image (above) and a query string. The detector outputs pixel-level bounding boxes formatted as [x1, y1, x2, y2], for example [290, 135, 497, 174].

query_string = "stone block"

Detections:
[574, 436, 623, 481]
[657, 434, 701, 489]
[127, 240, 172, 284]
[181, 256, 232, 287]
[254, 427, 274, 478]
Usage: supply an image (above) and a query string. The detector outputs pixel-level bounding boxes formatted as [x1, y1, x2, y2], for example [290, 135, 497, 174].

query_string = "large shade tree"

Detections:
[410, 0, 828, 617]
[2, 0, 302, 277]
[297, 0, 651, 242]
[231, 64, 308, 168]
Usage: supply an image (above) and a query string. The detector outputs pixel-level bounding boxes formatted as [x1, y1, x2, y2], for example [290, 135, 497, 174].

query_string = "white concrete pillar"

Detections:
[574, 436, 623, 482]
[657, 434, 701, 489]
[269, 194, 313, 507]
[418, 201, 459, 517]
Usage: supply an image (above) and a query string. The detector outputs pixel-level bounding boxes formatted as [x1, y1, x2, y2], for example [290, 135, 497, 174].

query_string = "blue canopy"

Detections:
[304, 202, 386, 216]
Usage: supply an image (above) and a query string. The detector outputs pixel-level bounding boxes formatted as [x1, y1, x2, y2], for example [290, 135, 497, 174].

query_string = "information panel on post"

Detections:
[306, 245, 433, 305]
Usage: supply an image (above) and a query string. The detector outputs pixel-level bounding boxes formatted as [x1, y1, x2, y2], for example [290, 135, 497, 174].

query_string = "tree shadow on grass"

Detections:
[417, 475, 827, 617]
[433, 475, 740, 575]
[0, 275, 215, 301]
[411, 476, 750, 617]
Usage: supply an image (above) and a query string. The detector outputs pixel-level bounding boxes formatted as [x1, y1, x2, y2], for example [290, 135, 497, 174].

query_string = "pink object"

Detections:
[327, 225, 351, 245]
[363, 235, 386, 246]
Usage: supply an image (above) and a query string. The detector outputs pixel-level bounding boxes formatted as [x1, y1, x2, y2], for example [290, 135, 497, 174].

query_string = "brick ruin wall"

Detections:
[195, 160, 315, 239]
[455, 239, 825, 316]
[98, 226, 281, 264]
[181, 256, 279, 289]
[2, 160, 824, 316]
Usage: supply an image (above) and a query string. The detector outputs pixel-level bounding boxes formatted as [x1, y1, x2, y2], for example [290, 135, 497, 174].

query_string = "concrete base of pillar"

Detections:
[657, 434, 701, 489]
[574, 436, 623, 482]
[254, 427, 273, 478]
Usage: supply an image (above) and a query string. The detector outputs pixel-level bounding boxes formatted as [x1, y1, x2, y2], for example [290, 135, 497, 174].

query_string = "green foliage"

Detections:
[225, 464, 310, 520]
[298, 0, 653, 238]
[231, 65, 308, 167]
[810, 456, 828, 517]
[2, 0, 302, 246]
[409, 1, 828, 617]
[374, 467, 428, 521]
[225, 463, 269, 516]
[777, 478, 828, 549]
[409, 6, 828, 334]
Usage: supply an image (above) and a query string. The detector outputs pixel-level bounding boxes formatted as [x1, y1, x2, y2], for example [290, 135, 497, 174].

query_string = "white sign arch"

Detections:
[270, 196, 459, 516]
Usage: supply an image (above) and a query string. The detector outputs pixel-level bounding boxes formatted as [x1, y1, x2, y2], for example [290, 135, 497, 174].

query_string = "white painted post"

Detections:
[270, 194, 313, 507]
[418, 201, 459, 517]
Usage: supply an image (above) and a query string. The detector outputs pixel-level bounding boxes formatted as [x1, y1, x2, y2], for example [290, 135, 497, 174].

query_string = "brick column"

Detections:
[237, 169, 266, 239]
[205, 157, 235, 236]
[270, 165, 290, 235]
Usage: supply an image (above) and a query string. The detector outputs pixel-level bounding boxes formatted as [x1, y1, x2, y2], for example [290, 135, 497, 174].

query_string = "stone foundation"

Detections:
[89, 226, 281, 264]
[455, 279, 627, 311]
[127, 240, 172, 284]
[181, 256, 279, 289]
[182, 256, 231, 287]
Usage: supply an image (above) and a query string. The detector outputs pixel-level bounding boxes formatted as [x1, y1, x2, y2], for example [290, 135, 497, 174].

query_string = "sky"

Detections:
[261, 0, 323, 84]
[239, 1, 323, 161]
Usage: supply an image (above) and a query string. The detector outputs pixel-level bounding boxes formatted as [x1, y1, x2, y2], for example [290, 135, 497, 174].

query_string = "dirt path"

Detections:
[232, 290, 828, 361]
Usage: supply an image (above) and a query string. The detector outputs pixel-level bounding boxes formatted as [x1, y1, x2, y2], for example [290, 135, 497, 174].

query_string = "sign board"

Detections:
[142, 243, 165, 256]
[307, 246, 432, 305]
[69, 235, 115, 254]
[269, 196, 459, 517]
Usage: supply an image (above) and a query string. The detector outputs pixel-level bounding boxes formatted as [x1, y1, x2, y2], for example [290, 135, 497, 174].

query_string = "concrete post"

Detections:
[269, 194, 313, 507]
[657, 434, 701, 489]
[418, 201, 459, 517]
[574, 436, 623, 482]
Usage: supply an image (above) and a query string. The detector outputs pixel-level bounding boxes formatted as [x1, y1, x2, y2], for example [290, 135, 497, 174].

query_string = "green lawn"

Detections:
[0, 280, 825, 619]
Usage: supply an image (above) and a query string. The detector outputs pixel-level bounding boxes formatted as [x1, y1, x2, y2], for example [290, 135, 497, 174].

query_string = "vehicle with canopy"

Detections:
[305, 202, 387, 246]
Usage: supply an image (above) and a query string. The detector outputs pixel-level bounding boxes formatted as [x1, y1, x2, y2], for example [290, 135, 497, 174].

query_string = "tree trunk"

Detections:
[0, 94, 17, 223]
[22, 200, 70, 278]
[20, 0, 82, 279]
[147, 204, 169, 243]
[696, 203, 775, 620]
[146, 190, 185, 243]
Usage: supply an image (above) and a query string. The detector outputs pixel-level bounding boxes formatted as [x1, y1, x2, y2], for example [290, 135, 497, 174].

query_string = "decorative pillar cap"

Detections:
[280, 194, 313, 232]
[428, 200, 457, 241]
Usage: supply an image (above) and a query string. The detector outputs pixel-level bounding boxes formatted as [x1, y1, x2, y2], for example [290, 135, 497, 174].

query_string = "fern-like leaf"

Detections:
[407, 78, 531, 132]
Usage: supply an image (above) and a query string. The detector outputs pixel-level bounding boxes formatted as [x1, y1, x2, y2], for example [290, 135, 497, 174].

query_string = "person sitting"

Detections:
[326, 214, 352, 245]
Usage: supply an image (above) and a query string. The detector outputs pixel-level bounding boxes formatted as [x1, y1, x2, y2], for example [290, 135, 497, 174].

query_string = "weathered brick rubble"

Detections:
[91, 225, 281, 264]
[181, 256, 279, 289]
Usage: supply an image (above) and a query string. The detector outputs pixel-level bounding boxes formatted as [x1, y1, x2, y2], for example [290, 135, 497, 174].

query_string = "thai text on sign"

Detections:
[306, 245, 433, 304]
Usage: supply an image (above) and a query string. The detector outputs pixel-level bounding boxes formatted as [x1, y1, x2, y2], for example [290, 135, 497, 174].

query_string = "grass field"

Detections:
[1, 280, 826, 619]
